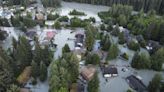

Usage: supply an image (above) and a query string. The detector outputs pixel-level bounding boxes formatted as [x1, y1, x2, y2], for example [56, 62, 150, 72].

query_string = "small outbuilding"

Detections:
[80, 65, 96, 81]
[102, 65, 118, 78]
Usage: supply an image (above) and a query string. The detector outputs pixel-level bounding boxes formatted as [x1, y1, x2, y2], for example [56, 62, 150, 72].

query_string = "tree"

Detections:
[89, 17, 96, 23]
[22, 17, 37, 28]
[11, 16, 21, 27]
[106, 21, 113, 32]
[39, 61, 47, 82]
[118, 32, 126, 44]
[14, 36, 32, 70]
[85, 25, 95, 51]
[127, 40, 140, 51]
[100, 34, 111, 51]
[148, 74, 162, 92]
[87, 72, 99, 92]
[54, 21, 61, 29]
[49, 60, 69, 92]
[85, 53, 100, 65]
[68, 54, 79, 83]
[42, 0, 61, 7]
[6, 84, 20, 92]
[31, 60, 40, 79]
[58, 87, 68, 92]
[0, 30, 8, 41]
[107, 44, 119, 60]
[62, 44, 71, 54]
[100, 24, 106, 31]
[111, 24, 120, 36]
[131, 52, 151, 69]
[63, 0, 164, 15]
[118, 14, 127, 27]
[47, 14, 59, 20]
[34, 43, 43, 64]
[0, 48, 14, 91]
[151, 48, 164, 71]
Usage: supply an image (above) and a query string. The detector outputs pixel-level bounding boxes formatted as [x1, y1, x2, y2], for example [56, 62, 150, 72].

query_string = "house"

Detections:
[102, 65, 118, 78]
[126, 75, 147, 92]
[26, 31, 36, 39]
[75, 33, 84, 48]
[80, 65, 96, 81]
[35, 13, 45, 21]
[146, 40, 162, 54]
[121, 29, 132, 43]
[136, 35, 144, 43]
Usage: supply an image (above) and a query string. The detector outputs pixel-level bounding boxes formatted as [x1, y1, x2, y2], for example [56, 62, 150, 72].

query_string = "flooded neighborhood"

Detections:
[0, 0, 164, 92]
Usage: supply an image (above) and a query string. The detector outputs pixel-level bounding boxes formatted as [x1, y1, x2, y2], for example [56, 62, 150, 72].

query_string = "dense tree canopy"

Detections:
[87, 72, 99, 92]
[0, 48, 14, 92]
[64, 0, 164, 15]
[42, 0, 61, 7]
[151, 47, 164, 71]
[49, 53, 79, 92]
[131, 52, 151, 69]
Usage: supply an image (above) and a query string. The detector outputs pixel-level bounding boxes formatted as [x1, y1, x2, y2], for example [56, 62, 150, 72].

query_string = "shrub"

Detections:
[54, 21, 61, 29]
[127, 40, 140, 51]
[69, 9, 86, 16]
[47, 13, 59, 20]
[58, 16, 69, 22]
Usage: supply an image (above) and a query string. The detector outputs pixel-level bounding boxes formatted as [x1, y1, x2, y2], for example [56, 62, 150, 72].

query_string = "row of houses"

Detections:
[119, 27, 162, 54]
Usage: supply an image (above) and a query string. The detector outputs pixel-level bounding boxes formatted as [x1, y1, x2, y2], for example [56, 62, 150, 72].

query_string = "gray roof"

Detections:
[103, 66, 118, 75]
[126, 75, 147, 92]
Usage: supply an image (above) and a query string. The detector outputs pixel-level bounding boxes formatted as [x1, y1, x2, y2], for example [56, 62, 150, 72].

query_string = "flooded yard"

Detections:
[58, 1, 109, 22]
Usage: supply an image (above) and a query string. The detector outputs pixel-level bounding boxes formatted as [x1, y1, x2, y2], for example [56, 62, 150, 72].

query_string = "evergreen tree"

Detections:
[131, 52, 151, 69]
[39, 61, 47, 82]
[148, 74, 162, 92]
[87, 72, 99, 92]
[31, 60, 40, 79]
[107, 44, 119, 60]
[42, 0, 61, 7]
[85, 25, 95, 51]
[62, 44, 71, 54]
[100, 34, 111, 51]
[151, 48, 164, 71]
[0, 48, 14, 91]
[118, 32, 126, 44]
[6, 84, 20, 92]
[111, 24, 120, 36]
[54, 21, 61, 29]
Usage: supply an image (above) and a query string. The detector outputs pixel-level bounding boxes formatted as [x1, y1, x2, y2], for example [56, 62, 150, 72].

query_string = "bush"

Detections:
[131, 52, 151, 69]
[100, 24, 106, 31]
[47, 13, 59, 20]
[127, 40, 140, 51]
[89, 17, 96, 23]
[121, 53, 129, 60]
[54, 21, 61, 29]
[58, 16, 69, 22]
[31, 77, 37, 85]
[140, 40, 146, 48]
[118, 32, 126, 44]
[22, 17, 37, 28]
[70, 17, 89, 27]
[69, 9, 86, 16]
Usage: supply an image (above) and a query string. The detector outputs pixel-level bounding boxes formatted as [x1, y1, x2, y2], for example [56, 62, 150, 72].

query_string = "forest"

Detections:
[63, 0, 164, 15]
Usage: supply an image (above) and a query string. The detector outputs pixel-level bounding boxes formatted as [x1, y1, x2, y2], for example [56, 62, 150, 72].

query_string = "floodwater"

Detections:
[57, 1, 109, 22]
